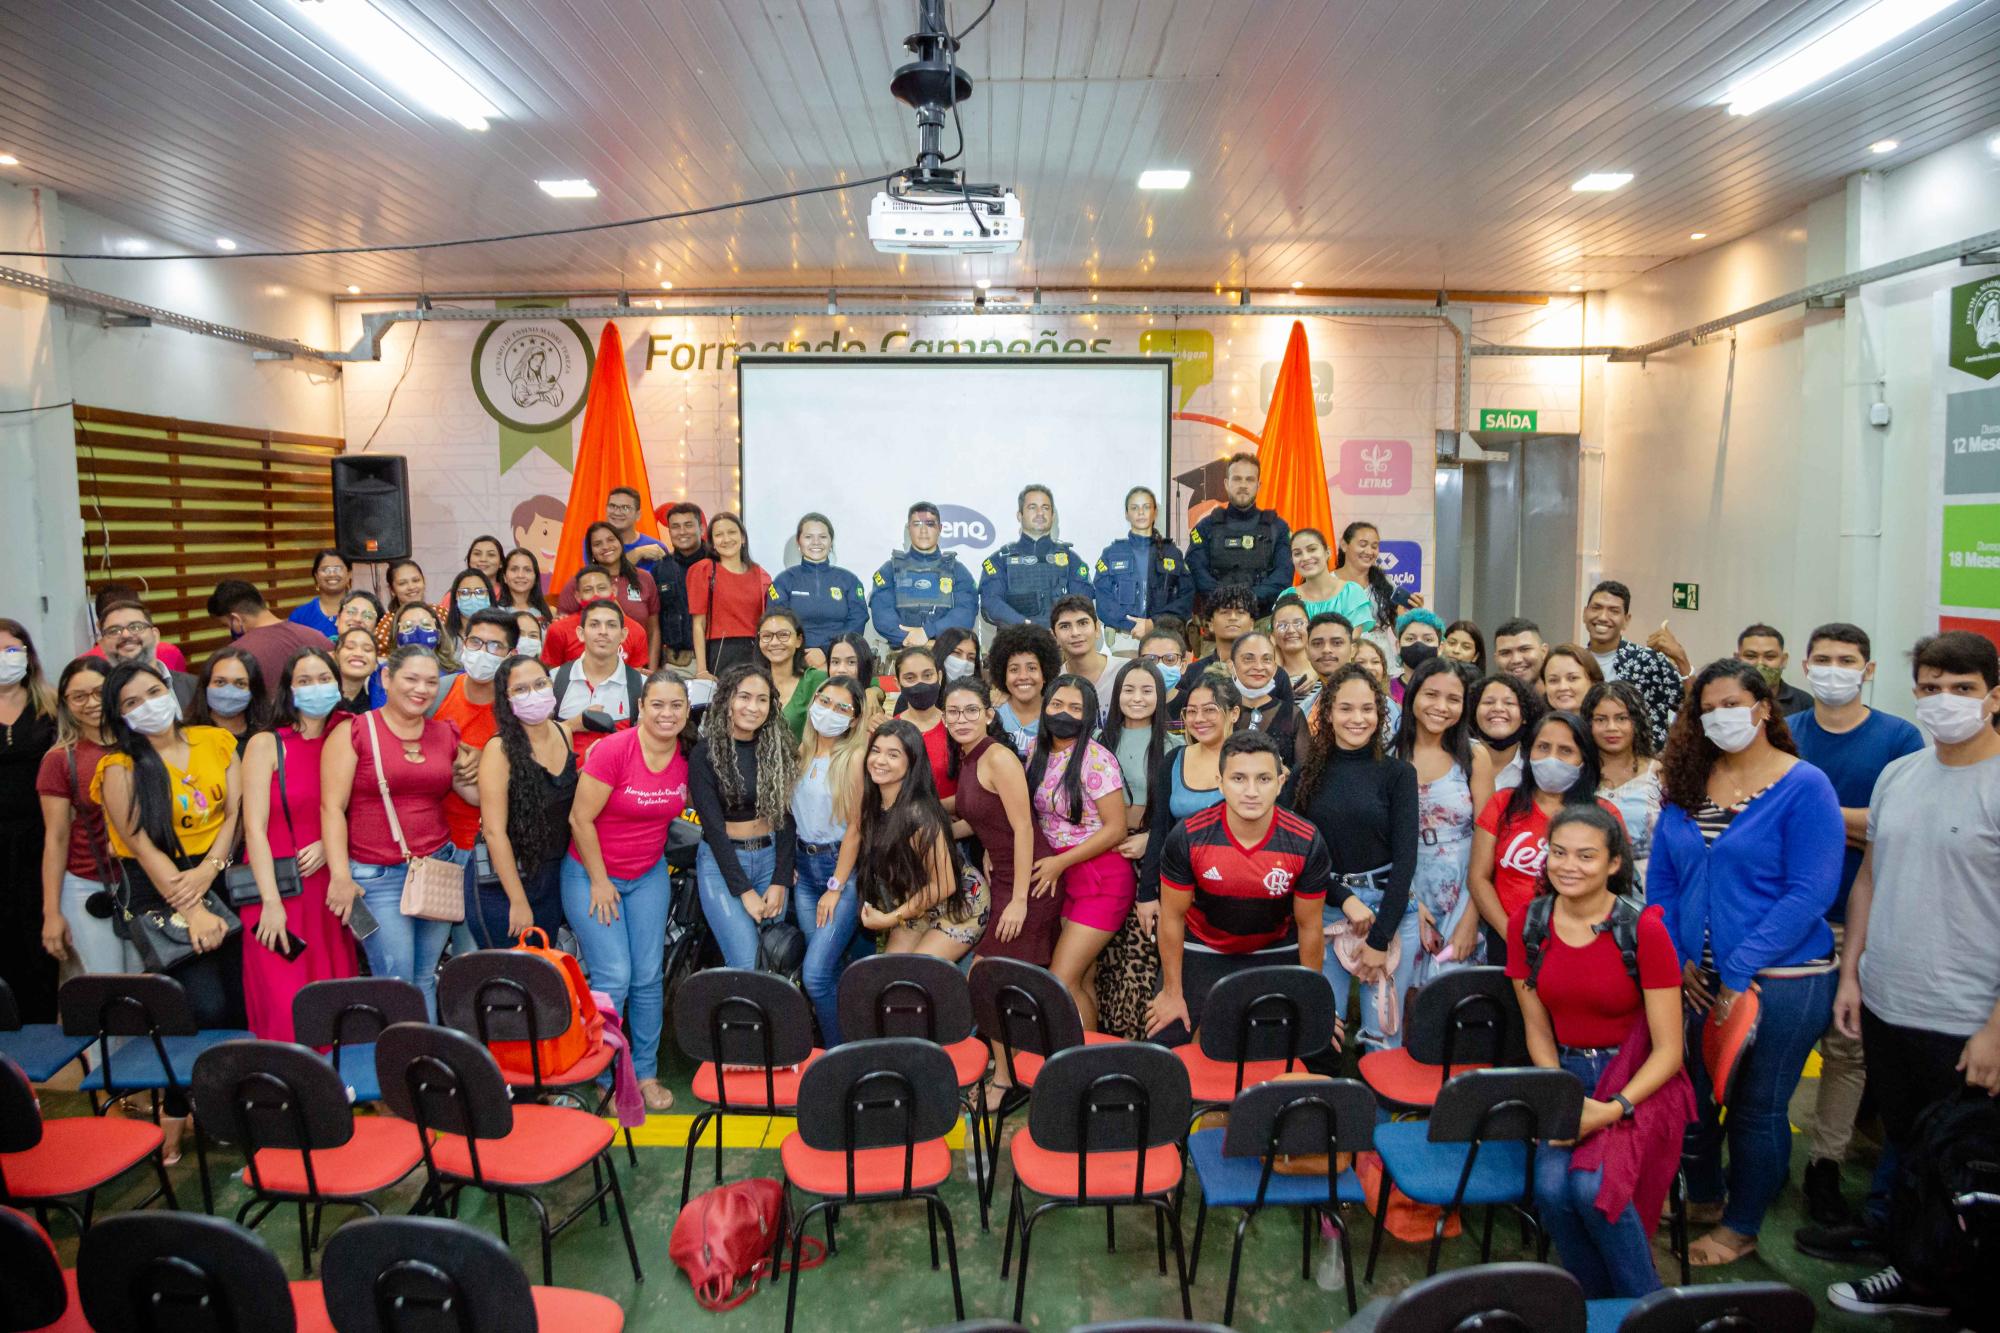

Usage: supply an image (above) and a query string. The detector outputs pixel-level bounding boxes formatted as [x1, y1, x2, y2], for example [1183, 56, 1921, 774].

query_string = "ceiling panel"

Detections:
[0, 0, 1996, 295]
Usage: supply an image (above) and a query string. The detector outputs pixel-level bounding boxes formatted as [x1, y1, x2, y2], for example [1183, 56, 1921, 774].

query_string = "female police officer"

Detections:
[768, 511, 868, 655]
[1095, 485, 1192, 655]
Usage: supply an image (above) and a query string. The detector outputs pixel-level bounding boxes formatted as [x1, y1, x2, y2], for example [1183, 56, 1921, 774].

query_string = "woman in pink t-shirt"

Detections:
[564, 670, 691, 1109]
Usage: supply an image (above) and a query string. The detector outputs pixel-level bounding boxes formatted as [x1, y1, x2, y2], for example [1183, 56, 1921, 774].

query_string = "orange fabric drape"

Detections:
[1256, 321, 1334, 561]
[549, 322, 659, 593]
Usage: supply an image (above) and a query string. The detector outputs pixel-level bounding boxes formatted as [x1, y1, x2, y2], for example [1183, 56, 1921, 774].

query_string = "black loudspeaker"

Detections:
[331, 455, 412, 562]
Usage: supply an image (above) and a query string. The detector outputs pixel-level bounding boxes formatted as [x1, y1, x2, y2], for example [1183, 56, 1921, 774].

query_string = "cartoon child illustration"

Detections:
[510, 494, 567, 590]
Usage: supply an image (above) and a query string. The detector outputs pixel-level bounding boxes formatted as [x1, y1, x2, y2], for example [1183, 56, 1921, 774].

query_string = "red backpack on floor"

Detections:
[669, 1179, 824, 1311]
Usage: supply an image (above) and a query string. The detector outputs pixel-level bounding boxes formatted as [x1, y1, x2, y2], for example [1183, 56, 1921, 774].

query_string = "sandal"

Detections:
[983, 1082, 1015, 1114]
[1688, 1228, 1758, 1267]
[638, 1080, 675, 1112]
[1685, 1200, 1726, 1227]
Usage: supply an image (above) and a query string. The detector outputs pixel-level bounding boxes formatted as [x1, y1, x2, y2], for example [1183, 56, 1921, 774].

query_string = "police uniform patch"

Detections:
[939, 577, 953, 594]
[873, 572, 887, 587]
[1189, 528, 1204, 544]
[1163, 558, 1177, 570]
[983, 559, 997, 576]
[1050, 552, 1068, 567]
[1096, 560, 1108, 573]
[767, 585, 779, 600]
[829, 586, 842, 600]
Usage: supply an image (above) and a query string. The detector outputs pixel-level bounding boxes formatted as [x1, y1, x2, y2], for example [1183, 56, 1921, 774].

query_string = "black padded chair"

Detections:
[1186, 1075, 1377, 1320]
[672, 968, 822, 1206]
[838, 954, 993, 1225]
[1608, 1281, 1816, 1331]
[1365, 1067, 1585, 1280]
[73, 1210, 324, 1332]
[778, 1038, 965, 1333]
[1373, 1262, 1586, 1333]
[291, 977, 426, 1105]
[1176, 965, 1340, 1113]
[320, 1213, 626, 1331]
[437, 949, 635, 1165]
[999, 1041, 1193, 1322]
[191, 1038, 426, 1272]
[373, 1022, 642, 1285]
[1357, 967, 1522, 1111]
[0, 1204, 72, 1333]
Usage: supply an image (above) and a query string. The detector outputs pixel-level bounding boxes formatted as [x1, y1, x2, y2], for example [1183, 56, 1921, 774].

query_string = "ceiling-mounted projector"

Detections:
[872, 0, 1022, 256]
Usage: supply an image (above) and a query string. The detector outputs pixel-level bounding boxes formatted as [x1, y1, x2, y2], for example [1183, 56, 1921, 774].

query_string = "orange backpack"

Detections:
[490, 928, 604, 1081]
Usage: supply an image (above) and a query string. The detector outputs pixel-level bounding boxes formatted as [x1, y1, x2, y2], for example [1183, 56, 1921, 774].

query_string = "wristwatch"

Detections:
[1612, 1093, 1636, 1120]
[826, 876, 842, 895]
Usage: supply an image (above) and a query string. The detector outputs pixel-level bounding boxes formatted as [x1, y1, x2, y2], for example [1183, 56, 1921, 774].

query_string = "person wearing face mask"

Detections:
[933, 626, 982, 688]
[473, 655, 577, 950]
[1470, 673, 1543, 792]
[1228, 631, 1309, 771]
[1469, 711, 1621, 968]
[768, 512, 868, 654]
[789, 676, 870, 1044]
[1187, 453, 1294, 617]
[389, 603, 451, 673]
[1138, 626, 1190, 694]
[188, 647, 273, 755]
[888, 645, 957, 800]
[1094, 485, 1193, 654]
[1812, 633, 2000, 1317]
[434, 609, 519, 892]
[1735, 623, 1813, 717]
[1539, 644, 1606, 715]
[1774, 624, 1924, 1235]
[205, 579, 330, 692]
[237, 647, 357, 1041]
[440, 568, 500, 648]
[979, 484, 1095, 629]
[511, 611, 544, 666]
[1, 624, 61, 1021]
[1646, 658, 1844, 1270]
[755, 607, 826, 742]
[1392, 608, 1447, 703]
[871, 501, 979, 648]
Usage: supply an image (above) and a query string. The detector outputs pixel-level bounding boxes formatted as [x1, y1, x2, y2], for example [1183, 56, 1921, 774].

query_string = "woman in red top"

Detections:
[1469, 711, 1620, 967]
[321, 645, 468, 1018]
[688, 512, 771, 678]
[1507, 806, 1688, 1298]
[35, 658, 126, 975]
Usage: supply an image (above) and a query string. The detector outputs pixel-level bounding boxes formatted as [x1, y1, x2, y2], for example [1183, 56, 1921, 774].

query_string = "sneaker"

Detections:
[1828, 1266, 1951, 1318]
[1804, 1156, 1852, 1226]
[1795, 1222, 1888, 1265]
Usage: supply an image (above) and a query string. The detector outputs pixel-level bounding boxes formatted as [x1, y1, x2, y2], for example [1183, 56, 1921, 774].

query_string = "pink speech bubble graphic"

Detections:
[1333, 438, 1411, 496]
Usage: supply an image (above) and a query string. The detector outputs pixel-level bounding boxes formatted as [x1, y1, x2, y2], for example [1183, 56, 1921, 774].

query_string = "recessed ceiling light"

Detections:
[975, 278, 992, 290]
[1869, 138, 1900, 154]
[1690, 231, 1708, 240]
[346, 284, 362, 294]
[1568, 284, 1584, 293]
[659, 280, 673, 290]
[1723, 0, 1958, 116]
[1136, 168, 1190, 190]
[215, 237, 238, 251]
[293, 0, 499, 131]
[0, 154, 17, 166]
[1571, 172, 1633, 192]
[537, 179, 597, 199]
[1290, 281, 1304, 289]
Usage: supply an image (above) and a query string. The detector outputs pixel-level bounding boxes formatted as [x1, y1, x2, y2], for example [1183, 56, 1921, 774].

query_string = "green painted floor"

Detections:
[41, 1048, 1942, 1332]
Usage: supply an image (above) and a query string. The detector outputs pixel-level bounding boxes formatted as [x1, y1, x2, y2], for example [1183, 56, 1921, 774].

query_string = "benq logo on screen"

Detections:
[937, 504, 996, 551]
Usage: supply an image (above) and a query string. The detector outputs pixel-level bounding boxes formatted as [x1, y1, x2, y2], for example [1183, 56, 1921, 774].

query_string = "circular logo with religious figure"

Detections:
[472, 317, 594, 431]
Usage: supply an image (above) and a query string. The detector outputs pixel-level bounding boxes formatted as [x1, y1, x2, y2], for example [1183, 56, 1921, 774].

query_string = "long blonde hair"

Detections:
[796, 675, 869, 827]
[0, 619, 58, 720]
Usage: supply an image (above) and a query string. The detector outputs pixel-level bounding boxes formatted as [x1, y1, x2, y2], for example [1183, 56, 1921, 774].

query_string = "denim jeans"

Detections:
[695, 841, 778, 972]
[351, 859, 456, 1020]
[793, 843, 859, 1046]
[559, 855, 671, 1080]
[60, 872, 135, 974]
[464, 852, 567, 950]
[1534, 1048, 1662, 1299]
[1683, 967, 1838, 1236]
[1321, 882, 1417, 1050]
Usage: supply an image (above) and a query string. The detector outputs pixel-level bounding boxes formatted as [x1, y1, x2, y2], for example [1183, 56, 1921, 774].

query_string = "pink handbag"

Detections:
[364, 712, 463, 923]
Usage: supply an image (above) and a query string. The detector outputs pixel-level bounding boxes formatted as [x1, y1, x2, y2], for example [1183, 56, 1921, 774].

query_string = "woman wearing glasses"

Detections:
[755, 607, 827, 742]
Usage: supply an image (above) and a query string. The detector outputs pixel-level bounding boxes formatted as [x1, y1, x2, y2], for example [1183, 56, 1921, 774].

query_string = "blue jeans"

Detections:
[559, 855, 670, 1080]
[793, 843, 859, 1046]
[1535, 1049, 1662, 1299]
[695, 841, 778, 972]
[1683, 968, 1837, 1237]
[351, 859, 456, 1020]
[1321, 884, 1418, 1050]
[465, 851, 567, 950]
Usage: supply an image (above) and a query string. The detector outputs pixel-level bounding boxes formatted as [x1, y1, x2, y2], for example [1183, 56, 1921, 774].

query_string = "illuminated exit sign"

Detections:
[1479, 408, 1539, 432]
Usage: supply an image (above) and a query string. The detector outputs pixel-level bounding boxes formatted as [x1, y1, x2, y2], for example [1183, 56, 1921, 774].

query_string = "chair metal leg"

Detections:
[1364, 1168, 1393, 1282]
[1189, 1195, 1208, 1283]
[680, 1111, 714, 1206]
[525, 1190, 554, 1285]
[591, 1157, 608, 1227]
[1105, 1203, 1116, 1252]
[713, 1109, 726, 1184]
[192, 1118, 215, 1214]
[497, 1192, 510, 1244]
[1224, 1210, 1253, 1326]
[1155, 1206, 1167, 1275]
[1000, 1176, 1022, 1278]
[151, 1151, 179, 1212]
[1425, 1208, 1448, 1276]
[782, 1200, 822, 1333]
[1301, 1205, 1312, 1280]
[1165, 1197, 1192, 1320]
[1480, 1204, 1496, 1261]
[930, 1194, 965, 1320]
[1012, 1201, 1056, 1322]
[605, 1152, 644, 1283]
[298, 1202, 314, 1274]
[927, 1197, 940, 1269]
[622, 1126, 637, 1168]
[1336, 1210, 1358, 1316]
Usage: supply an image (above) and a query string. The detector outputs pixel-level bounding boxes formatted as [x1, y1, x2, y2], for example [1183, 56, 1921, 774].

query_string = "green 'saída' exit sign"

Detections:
[1479, 408, 1538, 431]
[1671, 582, 1700, 611]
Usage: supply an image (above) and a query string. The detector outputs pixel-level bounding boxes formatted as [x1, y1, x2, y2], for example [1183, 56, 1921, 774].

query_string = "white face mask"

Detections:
[1236, 677, 1276, 702]
[459, 647, 502, 683]
[1805, 664, 1865, 707]
[516, 637, 543, 660]
[808, 702, 853, 738]
[1700, 705, 1761, 753]
[1916, 692, 1992, 745]
[0, 649, 25, 686]
[123, 692, 181, 736]
[1529, 756, 1582, 793]
[943, 656, 976, 681]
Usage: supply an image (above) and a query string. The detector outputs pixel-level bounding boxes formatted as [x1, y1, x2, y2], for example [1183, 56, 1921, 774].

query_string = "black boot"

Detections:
[1804, 1156, 1851, 1227]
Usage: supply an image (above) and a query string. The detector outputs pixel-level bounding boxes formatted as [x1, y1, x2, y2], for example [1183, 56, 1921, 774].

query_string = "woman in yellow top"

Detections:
[93, 661, 242, 1164]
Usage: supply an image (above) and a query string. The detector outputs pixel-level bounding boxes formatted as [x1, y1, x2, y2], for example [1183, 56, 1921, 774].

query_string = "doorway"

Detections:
[1433, 431, 1581, 643]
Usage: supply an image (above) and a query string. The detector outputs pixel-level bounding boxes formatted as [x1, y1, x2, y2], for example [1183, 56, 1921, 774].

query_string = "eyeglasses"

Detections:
[758, 630, 796, 643]
[943, 706, 986, 722]
[605, 503, 637, 516]
[818, 699, 857, 716]
[1184, 704, 1224, 720]
[465, 637, 511, 655]
[101, 622, 152, 639]
[64, 689, 102, 707]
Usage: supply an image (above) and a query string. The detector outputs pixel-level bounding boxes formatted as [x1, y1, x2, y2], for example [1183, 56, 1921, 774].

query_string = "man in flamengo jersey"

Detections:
[1147, 730, 1360, 1045]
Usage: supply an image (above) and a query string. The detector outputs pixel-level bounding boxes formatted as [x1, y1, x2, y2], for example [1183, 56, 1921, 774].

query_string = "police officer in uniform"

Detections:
[1187, 451, 1293, 616]
[1094, 484, 1193, 654]
[869, 500, 979, 647]
[977, 483, 1094, 627]
[768, 510, 867, 655]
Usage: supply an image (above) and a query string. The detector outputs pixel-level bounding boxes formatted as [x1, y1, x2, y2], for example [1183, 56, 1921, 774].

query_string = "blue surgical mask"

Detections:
[1157, 663, 1182, 691]
[291, 682, 342, 717]
[456, 591, 491, 616]
[204, 683, 252, 717]
[397, 625, 440, 649]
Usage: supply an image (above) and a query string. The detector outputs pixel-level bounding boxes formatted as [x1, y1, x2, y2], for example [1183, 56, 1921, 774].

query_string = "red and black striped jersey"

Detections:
[1159, 805, 1331, 953]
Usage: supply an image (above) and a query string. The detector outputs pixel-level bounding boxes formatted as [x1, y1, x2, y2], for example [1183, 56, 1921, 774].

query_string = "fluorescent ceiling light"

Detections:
[1869, 138, 1899, 154]
[537, 179, 597, 199]
[293, 0, 499, 131]
[1137, 168, 1190, 190]
[114, 238, 148, 254]
[0, 154, 17, 166]
[1571, 172, 1633, 192]
[215, 237, 237, 250]
[1723, 0, 1961, 116]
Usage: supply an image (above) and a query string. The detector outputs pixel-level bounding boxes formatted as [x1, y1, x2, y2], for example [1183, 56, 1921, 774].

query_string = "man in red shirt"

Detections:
[543, 566, 648, 668]
[1147, 730, 1353, 1044]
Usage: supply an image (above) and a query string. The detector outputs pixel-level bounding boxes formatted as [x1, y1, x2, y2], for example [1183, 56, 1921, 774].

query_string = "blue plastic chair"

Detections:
[0, 979, 91, 1083]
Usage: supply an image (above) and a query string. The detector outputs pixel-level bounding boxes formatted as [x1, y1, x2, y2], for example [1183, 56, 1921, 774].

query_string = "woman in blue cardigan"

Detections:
[1646, 658, 1844, 1268]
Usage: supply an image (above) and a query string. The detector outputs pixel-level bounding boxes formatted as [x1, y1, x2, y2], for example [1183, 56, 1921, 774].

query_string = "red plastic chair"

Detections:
[321, 1213, 624, 1331]
[1176, 965, 1339, 1114]
[1356, 967, 1518, 1111]
[0, 1054, 176, 1235]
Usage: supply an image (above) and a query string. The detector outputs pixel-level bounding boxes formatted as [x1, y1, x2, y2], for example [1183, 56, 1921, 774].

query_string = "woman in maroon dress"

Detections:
[943, 679, 1052, 966]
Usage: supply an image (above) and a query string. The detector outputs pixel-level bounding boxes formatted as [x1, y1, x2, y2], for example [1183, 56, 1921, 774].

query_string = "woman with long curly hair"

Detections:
[843, 718, 987, 961]
[1647, 658, 1843, 1269]
[472, 654, 577, 946]
[690, 663, 798, 970]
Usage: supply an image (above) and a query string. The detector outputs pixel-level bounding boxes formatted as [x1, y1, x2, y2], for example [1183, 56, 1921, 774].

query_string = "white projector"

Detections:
[869, 187, 1023, 254]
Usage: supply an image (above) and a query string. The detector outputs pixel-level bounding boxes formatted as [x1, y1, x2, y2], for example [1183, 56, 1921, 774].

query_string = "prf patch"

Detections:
[940, 577, 954, 594]
[766, 585, 779, 601]
[873, 571, 886, 587]
[983, 558, 997, 576]
[1095, 560, 1108, 573]
[1189, 528, 1204, 544]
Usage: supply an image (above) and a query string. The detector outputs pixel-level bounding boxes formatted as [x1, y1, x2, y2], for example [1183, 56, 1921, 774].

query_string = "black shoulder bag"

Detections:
[223, 736, 304, 907]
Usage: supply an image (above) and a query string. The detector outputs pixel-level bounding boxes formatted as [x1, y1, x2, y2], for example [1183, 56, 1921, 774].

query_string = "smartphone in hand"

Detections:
[275, 931, 309, 962]
[347, 897, 381, 941]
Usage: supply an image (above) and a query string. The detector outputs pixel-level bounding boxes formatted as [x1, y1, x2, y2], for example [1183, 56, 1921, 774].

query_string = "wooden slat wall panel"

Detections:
[74, 405, 344, 666]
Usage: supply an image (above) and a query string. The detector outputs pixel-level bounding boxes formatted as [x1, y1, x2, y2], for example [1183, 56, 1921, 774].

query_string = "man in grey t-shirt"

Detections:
[1808, 631, 2000, 1317]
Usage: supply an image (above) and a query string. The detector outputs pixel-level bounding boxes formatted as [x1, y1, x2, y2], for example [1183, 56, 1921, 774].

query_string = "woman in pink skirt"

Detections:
[238, 646, 358, 1041]
[1024, 674, 1133, 1031]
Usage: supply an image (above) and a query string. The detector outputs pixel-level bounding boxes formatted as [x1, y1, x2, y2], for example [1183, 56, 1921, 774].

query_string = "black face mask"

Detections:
[900, 681, 940, 711]
[1400, 643, 1438, 671]
[1478, 720, 1529, 750]
[1041, 712, 1086, 740]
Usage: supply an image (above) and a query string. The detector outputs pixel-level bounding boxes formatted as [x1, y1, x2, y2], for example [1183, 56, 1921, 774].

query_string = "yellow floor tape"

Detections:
[610, 1114, 970, 1150]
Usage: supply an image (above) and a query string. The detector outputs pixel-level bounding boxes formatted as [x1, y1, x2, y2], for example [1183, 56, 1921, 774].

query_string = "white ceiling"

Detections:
[2, 0, 1998, 296]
